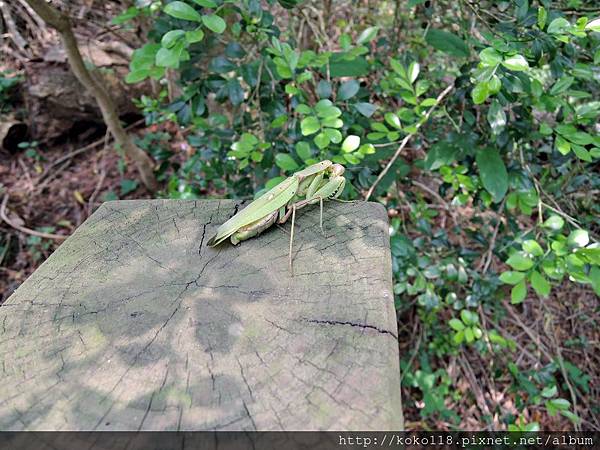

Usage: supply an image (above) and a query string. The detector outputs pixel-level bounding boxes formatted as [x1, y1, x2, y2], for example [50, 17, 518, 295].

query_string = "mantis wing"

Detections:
[207, 175, 299, 247]
[294, 160, 332, 179]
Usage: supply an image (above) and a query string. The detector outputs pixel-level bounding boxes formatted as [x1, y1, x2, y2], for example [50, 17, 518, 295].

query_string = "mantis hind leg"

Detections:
[289, 204, 296, 275]
[319, 197, 324, 234]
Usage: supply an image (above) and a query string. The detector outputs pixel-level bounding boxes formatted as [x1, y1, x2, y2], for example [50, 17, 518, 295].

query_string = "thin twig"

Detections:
[539, 301, 581, 431]
[87, 134, 109, 216]
[478, 199, 506, 273]
[399, 322, 422, 383]
[365, 83, 454, 200]
[458, 352, 494, 429]
[0, 194, 67, 241]
[35, 159, 71, 194]
[0, 0, 30, 55]
[503, 300, 554, 363]
[411, 179, 459, 230]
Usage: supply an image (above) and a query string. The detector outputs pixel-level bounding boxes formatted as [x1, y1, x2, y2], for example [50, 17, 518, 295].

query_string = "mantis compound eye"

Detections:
[330, 164, 345, 177]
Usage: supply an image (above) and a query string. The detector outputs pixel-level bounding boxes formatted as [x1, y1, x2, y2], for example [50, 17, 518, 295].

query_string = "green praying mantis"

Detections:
[207, 160, 346, 274]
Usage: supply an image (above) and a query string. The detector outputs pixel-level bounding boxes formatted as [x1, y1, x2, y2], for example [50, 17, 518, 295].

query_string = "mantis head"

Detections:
[329, 164, 345, 177]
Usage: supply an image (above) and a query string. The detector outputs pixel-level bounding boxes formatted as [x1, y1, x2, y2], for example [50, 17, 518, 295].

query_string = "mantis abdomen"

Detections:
[230, 210, 278, 245]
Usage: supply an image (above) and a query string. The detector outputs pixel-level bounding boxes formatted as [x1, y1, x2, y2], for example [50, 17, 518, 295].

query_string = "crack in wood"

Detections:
[302, 318, 398, 340]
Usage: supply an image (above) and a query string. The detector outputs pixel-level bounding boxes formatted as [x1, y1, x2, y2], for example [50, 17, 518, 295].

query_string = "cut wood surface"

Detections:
[0, 200, 403, 431]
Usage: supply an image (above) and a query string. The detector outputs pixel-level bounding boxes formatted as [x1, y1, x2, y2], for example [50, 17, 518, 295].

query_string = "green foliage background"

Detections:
[110, 0, 600, 429]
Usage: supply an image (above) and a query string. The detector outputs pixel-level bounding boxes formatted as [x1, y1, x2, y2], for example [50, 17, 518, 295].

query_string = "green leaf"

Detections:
[567, 132, 593, 146]
[314, 99, 333, 114]
[316, 80, 332, 99]
[300, 116, 320, 136]
[111, 7, 140, 25]
[209, 56, 235, 73]
[356, 26, 379, 44]
[161, 30, 185, 48]
[424, 142, 458, 170]
[277, 0, 300, 9]
[476, 148, 508, 202]
[472, 82, 489, 104]
[590, 266, 600, 296]
[338, 80, 360, 100]
[155, 47, 180, 68]
[130, 43, 161, 71]
[314, 132, 330, 149]
[488, 75, 501, 94]
[560, 410, 581, 425]
[296, 73, 312, 87]
[295, 141, 312, 160]
[506, 252, 534, 271]
[550, 76, 574, 95]
[202, 14, 226, 33]
[341, 135, 360, 153]
[487, 100, 506, 134]
[343, 153, 360, 164]
[407, 62, 420, 83]
[193, 0, 217, 7]
[321, 117, 343, 128]
[500, 271, 526, 285]
[317, 106, 342, 120]
[479, 47, 502, 66]
[384, 112, 402, 129]
[465, 327, 476, 343]
[567, 229, 589, 248]
[511, 279, 527, 304]
[541, 385, 557, 398]
[120, 179, 138, 195]
[547, 17, 571, 34]
[295, 104, 312, 115]
[185, 29, 204, 43]
[425, 29, 470, 57]
[522, 240, 544, 257]
[358, 143, 375, 155]
[543, 215, 565, 231]
[576, 248, 600, 265]
[460, 309, 477, 325]
[572, 145, 592, 162]
[125, 69, 150, 83]
[449, 318, 465, 331]
[164, 1, 203, 22]
[530, 271, 551, 297]
[329, 54, 369, 77]
[354, 102, 377, 117]
[585, 18, 600, 32]
[275, 153, 299, 171]
[555, 136, 571, 155]
[547, 398, 570, 411]
[227, 79, 244, 105]
[324, 128, 342, 144]
[453, 330, 465, 344]
[502, 54, 529, 71]
[270, 115, 287, 129]
[537, 6, 547, 29]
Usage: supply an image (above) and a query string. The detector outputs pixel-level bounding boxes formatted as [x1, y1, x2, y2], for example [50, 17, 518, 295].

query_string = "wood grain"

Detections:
[0, 200, 403, 431]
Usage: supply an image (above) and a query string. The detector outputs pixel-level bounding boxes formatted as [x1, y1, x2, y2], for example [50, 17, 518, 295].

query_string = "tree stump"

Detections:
[0, 200, 403, 431]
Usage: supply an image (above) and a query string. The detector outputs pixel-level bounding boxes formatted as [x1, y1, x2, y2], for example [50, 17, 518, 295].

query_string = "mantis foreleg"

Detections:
[282, 165, 346, 274]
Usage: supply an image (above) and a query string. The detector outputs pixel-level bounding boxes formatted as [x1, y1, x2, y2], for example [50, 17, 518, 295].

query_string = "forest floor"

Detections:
[1, 123, 598, 430]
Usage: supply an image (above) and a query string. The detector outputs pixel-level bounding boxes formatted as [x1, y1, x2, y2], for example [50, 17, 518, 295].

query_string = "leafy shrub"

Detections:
[114, 0, 599, 429]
